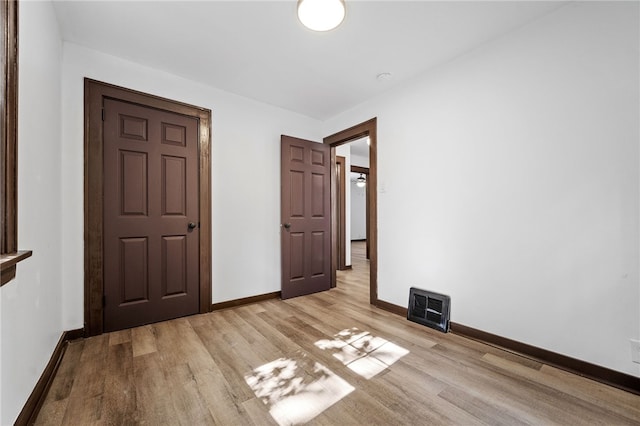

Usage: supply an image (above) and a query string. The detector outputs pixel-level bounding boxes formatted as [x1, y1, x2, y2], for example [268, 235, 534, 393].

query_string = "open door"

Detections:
[281, 135, 331, 299]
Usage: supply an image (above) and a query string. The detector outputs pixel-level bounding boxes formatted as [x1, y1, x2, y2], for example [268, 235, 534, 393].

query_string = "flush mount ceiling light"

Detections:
[356, 173, 366, 188]
[297, 0, 346, 32]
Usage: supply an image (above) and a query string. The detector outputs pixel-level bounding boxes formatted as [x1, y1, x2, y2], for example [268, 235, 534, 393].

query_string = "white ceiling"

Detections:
[51, 0, 567, 120]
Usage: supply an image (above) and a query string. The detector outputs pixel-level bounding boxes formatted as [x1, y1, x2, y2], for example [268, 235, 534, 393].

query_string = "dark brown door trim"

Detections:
[351, 165, 369, 175]
[324, 118, 378, 305]
[84, 78, 212, 336]
[336, 155, 346, 272]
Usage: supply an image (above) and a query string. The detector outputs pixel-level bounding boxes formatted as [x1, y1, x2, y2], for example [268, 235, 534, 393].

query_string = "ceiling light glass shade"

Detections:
[297, 0, 346, 32]
[356, 174, 366, 188]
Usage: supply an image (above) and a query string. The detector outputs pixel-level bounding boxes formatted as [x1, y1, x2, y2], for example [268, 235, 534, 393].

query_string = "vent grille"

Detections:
[411, 294, 427, 318]
[407, 287, 450, 333]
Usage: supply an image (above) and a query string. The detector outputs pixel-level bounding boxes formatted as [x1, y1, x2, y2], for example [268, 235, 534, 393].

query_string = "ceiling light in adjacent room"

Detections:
[298, 0, 346, 32]
[356, 173, 366, 188]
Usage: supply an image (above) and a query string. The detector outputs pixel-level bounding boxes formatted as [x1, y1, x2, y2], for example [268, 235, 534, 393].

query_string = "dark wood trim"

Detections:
[0, 250, 32, 286]
[373, 297, 640, 395]
[1, 265, 15, 285]
[351, 239, 366, 242]
[376, 299, 407, 317]
[329, 148, 337, 288]
[324, 118, 378, 305]
[1, 0, 18, 256]
[84, 79, 212, 336]
[351, 165, 369, 175]
[365, 175, 370, 260]
[336, 156, 346, 271]
[324, 121, 371, 145]
[211, 291, 280, 311]
[450, 322, 640, 395]
[0, 250, 32, 270]
[15, 328, 84, 426]
[197, 93, 213, 315]
[65, 328, 85, 341]
[0, 1, 29, 287]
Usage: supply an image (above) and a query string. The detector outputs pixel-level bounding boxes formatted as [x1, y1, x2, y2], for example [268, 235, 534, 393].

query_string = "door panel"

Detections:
[281, 135, 331, 299]
[311, 231, 326, 276]
[120, 237, 148, 304]
[290, 233, 305, 280]
[162, 155, 187, 215]
[311, 173, 326, 216]
[162, 235, 187, 296]
[103, 99, 199, 332]
[290, 171, 305, 217]
[120, 150, 148, 215]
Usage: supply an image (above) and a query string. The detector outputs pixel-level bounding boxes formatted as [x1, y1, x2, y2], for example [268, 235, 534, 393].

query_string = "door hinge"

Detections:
[101, 109, 105, 121]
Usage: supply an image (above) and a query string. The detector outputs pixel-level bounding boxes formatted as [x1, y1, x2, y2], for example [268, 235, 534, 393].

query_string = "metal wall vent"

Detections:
[408, 287, 451, 333]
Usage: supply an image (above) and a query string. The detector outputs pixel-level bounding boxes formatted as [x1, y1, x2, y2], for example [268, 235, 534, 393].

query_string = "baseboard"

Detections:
[211, 291, 280, 311]
[450, 322, 640, 395]
[375, 299, 640, 395]
[15, 328, 84, 425]
[65, 328, 85, 341]
[375, 299, 407, 317]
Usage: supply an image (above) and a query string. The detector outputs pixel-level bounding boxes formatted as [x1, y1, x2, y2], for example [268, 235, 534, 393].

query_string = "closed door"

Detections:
[103, 99, 199, 332]
[281, 135, 331, 299]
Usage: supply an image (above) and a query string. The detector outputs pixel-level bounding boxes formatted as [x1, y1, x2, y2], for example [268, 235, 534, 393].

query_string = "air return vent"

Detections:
[408, 287, 451, 333]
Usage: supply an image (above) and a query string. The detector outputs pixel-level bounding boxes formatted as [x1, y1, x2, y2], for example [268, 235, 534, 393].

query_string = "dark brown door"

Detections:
[103, 99, 199, 332]
[281, 135, 331, 299]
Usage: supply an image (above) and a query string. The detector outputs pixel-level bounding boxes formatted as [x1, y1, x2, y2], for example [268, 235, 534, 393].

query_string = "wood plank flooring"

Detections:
[35, 242, 640, 425]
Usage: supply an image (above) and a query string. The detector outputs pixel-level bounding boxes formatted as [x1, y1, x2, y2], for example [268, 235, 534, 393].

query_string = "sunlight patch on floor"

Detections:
[244, 352, 354, 426]
[315, 327, 410, 379]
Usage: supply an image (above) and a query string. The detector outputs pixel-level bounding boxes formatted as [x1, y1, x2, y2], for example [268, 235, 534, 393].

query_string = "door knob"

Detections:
[188, 222, 197, 230]
[283, 223, 291, 229]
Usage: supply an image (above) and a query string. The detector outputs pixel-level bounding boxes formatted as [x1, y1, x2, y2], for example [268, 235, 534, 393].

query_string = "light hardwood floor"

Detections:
[36, 242, 640, 425]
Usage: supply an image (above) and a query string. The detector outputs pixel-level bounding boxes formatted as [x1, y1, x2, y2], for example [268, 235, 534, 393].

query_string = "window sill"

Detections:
[0, 250, 33, 286]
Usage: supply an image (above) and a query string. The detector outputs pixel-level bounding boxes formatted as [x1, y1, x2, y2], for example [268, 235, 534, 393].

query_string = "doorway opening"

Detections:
[349, 164, 370, 261]
[324, 118, 378, 305]
[335, 146, 369, 271]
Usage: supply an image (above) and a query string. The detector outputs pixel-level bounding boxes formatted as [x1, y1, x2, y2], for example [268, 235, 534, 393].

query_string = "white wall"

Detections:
[0, 1, 64, 423]
[60, 43, 322, 329]
[324, 2, 640, 377]
[351, 154, 369, 168]
[350, 177, 367, 240]
[350, 145, 368, 242]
